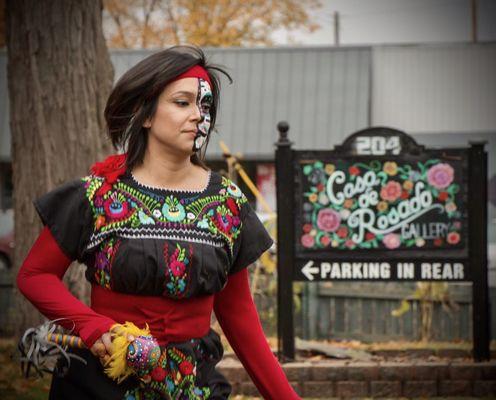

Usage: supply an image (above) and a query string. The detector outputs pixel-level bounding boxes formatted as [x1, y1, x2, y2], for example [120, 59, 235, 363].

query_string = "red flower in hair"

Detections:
[90, 153, 127, 196]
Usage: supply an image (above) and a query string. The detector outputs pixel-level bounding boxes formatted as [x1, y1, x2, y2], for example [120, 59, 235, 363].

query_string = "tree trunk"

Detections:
[6, 0, 114, 334]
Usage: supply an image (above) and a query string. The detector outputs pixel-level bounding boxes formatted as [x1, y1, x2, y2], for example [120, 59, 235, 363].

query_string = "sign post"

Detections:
[275, 125, 489, 361]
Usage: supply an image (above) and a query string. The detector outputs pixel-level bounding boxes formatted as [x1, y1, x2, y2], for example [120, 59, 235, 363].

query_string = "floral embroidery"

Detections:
[163, 243, 192, 298]
[93, 238, 120, 289]
[123, 346, 211, 400]
[161, 196, 186, 222]
[82, 174, 247, 257]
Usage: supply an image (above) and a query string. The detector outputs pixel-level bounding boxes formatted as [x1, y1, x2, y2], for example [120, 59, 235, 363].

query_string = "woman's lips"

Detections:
[184, 130, 197, 139]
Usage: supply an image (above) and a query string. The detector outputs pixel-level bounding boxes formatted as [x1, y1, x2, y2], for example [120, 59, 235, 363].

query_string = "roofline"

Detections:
[1, 41, 495, 56]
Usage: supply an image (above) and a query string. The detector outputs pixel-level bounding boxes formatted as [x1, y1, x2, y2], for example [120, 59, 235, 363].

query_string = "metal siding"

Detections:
[372, 44, 496, 132]
[206, 47, 371, 159]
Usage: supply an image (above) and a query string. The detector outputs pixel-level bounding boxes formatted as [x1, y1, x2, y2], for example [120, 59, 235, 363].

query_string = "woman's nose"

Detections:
[190, 104, 201, 121]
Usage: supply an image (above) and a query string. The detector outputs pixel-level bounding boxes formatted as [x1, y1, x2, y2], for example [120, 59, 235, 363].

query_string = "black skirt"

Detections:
[49, 329, 231, 400]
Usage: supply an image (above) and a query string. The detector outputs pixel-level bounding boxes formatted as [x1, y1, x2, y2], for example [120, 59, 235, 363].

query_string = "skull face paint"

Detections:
[193, 78, 213, 152]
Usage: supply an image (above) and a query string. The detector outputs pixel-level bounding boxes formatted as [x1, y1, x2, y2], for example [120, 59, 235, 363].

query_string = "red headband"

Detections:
[172, 65, 212, 87]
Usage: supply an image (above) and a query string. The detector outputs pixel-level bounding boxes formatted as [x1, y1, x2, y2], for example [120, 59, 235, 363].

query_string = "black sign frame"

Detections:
[275, 124, 489, 362]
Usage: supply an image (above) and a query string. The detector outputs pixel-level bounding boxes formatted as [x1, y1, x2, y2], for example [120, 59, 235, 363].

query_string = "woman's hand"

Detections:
[90, 332, 113, 366]
[90, 332, 136, 366]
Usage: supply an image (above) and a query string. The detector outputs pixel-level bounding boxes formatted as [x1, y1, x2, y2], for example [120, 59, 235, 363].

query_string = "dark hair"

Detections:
[104, 45, 232, 171]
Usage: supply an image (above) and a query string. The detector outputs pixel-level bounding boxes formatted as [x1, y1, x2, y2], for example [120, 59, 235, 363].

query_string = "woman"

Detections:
[17, 45, 300, 399]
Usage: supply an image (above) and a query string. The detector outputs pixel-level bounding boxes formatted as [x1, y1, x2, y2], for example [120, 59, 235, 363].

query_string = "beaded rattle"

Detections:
[18, 319, 161, 383]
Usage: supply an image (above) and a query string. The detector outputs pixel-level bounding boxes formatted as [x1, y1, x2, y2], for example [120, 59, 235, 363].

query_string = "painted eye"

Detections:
[175, 100, 189, 107]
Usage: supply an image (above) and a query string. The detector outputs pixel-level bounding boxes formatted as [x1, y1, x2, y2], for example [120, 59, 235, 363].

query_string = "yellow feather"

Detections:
[104, 321, 151, 383]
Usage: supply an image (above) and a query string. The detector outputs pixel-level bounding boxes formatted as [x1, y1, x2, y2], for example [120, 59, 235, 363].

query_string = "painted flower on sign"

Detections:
[299, 158, 462, 251]
[320, 235, 331, 246]
[380, 181, 402, 202]
[445, 202, 457, 213]
[377, 201, 388, 212]
[383, 233, 401, 249]
[427, 163, 454, 189]
[383, 161, 398, 176]
[416, 237, 426, 247]
[403, 180, 413, 191]
[301, 234, 315, 248]
[447, 231, 460, 244]
[316, 209, 341, 232]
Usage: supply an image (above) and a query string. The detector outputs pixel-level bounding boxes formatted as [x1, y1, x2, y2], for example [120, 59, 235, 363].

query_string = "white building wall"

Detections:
[372, 43, 496, 133]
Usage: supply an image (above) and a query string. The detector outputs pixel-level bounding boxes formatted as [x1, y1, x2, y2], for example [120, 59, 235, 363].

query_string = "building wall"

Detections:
[372, 43, 496, 133]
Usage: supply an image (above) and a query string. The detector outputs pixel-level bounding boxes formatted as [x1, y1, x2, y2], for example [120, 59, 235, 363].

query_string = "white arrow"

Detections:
[301, 260, 319, 281]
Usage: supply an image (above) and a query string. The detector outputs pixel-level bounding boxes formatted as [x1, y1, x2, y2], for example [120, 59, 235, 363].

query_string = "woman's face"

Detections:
[144, 77, 213, 155]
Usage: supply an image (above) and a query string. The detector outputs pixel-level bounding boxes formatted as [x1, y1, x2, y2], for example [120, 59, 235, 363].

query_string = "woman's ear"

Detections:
[142, 118, 151, 129]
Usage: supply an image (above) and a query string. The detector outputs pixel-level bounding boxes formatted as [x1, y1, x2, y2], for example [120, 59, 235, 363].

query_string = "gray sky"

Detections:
[271, 0, 496, 46]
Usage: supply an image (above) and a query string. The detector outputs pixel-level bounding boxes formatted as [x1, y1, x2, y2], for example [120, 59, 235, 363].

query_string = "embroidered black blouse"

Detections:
[34, 169, 273, 299]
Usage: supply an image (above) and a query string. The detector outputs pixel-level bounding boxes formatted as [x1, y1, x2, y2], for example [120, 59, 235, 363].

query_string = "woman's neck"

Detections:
[131, 147, 206, 190]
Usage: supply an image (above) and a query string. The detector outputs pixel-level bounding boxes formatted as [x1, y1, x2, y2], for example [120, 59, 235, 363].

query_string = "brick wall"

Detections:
[218, 359, 496, 398]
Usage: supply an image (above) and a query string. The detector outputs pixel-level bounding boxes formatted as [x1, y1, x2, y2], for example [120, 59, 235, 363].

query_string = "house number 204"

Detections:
[355, 136, 401, 155]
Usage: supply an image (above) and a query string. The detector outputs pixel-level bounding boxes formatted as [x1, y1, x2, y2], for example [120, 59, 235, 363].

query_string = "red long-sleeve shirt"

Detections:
[17, 226, 300, 399]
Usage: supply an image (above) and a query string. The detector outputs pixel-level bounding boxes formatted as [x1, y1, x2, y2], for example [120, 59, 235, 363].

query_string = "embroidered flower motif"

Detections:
[83, 173, 248, 258]
[163, 243, 191, 298]
[138, 209, 155, 225]
[124, 346, 210, 399]
[162, 196, 186, 222]
[151, 366, 167, 382]
[226, 197, 239, 215]
[93, 238, 120, 289]
[170, 260, 186, 277]
[226, 182, 242, 198]
[153, 209, 162, 218]
[213, 210, 234, 233]
[95, 215, 106, 229]
[197, 218, 210, 229]
[179, 360, 194, 375]
[103, 193, 130, 219]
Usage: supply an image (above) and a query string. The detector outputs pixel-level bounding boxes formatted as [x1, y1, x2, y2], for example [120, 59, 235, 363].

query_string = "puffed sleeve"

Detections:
[230, 200, 274, 275]
[34, 178, 94, 262]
